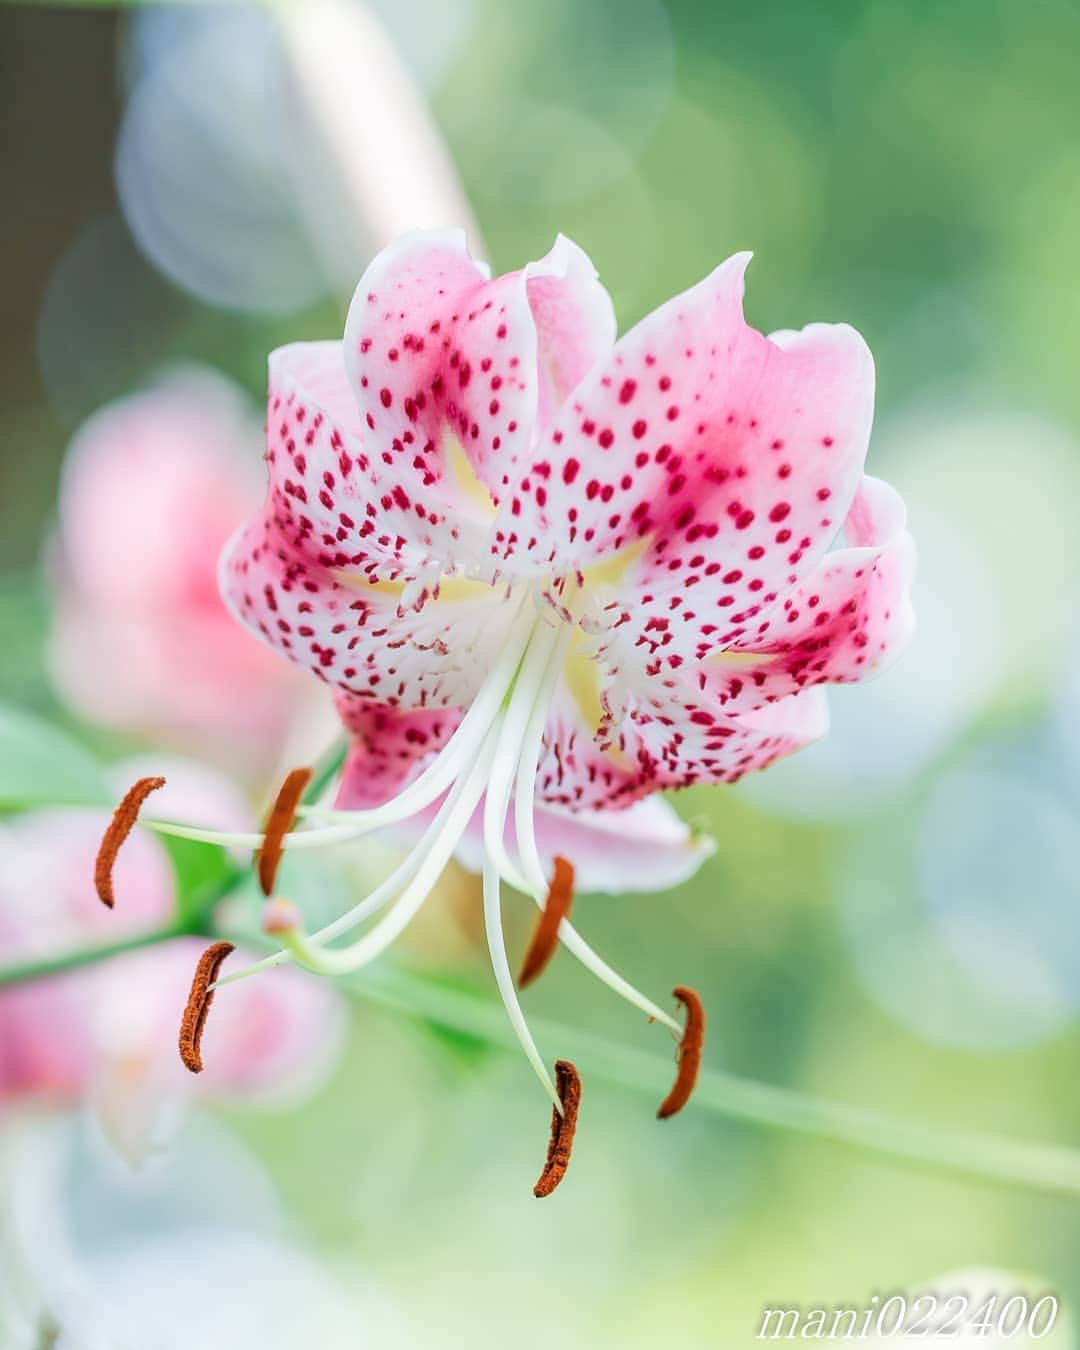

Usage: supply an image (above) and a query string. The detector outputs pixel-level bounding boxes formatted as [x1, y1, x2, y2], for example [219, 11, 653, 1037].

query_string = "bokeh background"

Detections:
[3, 0, 1080, 1345]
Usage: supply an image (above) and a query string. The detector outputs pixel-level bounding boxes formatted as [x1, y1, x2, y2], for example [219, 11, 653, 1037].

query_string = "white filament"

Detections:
[147, 602, 533, 851]
[209, 596, 681, 1058]
[273, 732, 496, 976]
[481, 617, 561, 892]
[482, 856, 561, 1111]
[212, 738, 492, 988]
[509, 636, 681, 1035]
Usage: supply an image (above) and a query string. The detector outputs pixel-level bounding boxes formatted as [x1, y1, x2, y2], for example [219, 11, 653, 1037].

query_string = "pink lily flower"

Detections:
[48, 369, 306, 776]
[148, 231, 913, 1125]
[0, 763, 344, 1163]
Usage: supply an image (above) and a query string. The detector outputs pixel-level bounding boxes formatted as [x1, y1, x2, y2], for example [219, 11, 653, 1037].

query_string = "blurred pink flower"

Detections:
[0, 762, 344, 1163]
[48, 369, 306, 775]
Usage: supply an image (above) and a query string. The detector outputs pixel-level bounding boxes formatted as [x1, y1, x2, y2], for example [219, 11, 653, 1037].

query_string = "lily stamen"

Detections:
[178, 940, 235, 1073]
[94, 775, 166, 908]
[518, 856, 575, 989]
[188, 612, 680, 1118]
[657, 986, 706, 1119]
[259, 731, 498, 979]
[110, 615, 685, 1111]
[534, 1059, 582, 1198]
[257, 766, 313, 895]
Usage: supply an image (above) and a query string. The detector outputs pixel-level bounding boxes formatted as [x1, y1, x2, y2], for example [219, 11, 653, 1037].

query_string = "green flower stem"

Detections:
[4, 913, 1080, 1199]
[359, 964, 1080, 1201]
[0, 918, 193, 985]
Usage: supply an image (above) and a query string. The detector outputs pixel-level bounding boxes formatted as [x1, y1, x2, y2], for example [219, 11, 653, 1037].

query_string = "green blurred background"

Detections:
[3, 0, 1080, 1344]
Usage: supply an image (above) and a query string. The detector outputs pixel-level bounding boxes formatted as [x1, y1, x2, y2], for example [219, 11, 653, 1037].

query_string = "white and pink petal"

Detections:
[530, 657, 830, 810]
[497, 253, 875, 671]
[262, 341, 420, 582]
[221, 514, 511, 710]
[701, 474, 916, 713]
[457, 792, 714, 896]
[344, 229, 614, 565]
[334, 700, 460, 809]
[614, 685, 832, 795]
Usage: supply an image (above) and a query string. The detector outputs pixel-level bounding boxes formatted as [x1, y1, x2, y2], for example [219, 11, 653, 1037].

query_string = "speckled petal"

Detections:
[701, 474, 916, 712]
[334, 698, 459, 808]
[613, 685, 832, 797]
[534, 677, 647, 810]
[530, 659, 831, 810]
[263, 340, 437, 585]
[496, 254, 875, 674]
[221, 515, 513, 709]
[344, 229, 614, 570]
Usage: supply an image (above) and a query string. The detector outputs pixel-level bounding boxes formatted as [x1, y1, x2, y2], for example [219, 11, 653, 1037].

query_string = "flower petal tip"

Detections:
[693, 832, 719, 859]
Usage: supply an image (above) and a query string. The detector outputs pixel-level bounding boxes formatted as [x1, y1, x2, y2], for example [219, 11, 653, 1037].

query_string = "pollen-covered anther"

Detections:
[262, 897, 302, 936]
[657, 985, 706, 1119]
[533, 1058, 582, 1198]
[94, 775, 167, 908]
[518, 855, 575, 989]
[257, 766, 313, 896]
[178, 940, 235, 1074]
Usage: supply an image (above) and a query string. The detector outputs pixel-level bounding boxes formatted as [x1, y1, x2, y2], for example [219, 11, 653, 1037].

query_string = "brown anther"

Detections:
[657, 985, 705, 1119]
[94, 776, 166, 908]
[533, 1059, 582, 1198]
[178, 940, 235, 1074]
[256, 766, 312, 896]
[518, 856, 575, 989]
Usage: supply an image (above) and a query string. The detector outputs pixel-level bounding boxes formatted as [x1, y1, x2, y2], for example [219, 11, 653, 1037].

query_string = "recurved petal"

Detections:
[344, 229, 614, 558]
[263, 339, 437, 583]
[606, 683, 832, 798]
[703, 474, 916, 713]
[527, 649, 830, 810]
[496, 254, 875, 669]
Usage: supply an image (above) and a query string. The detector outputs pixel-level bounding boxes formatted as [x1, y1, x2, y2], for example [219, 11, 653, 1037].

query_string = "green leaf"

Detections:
[162, 835, 236, 925]
[0, 703, 108, 810]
